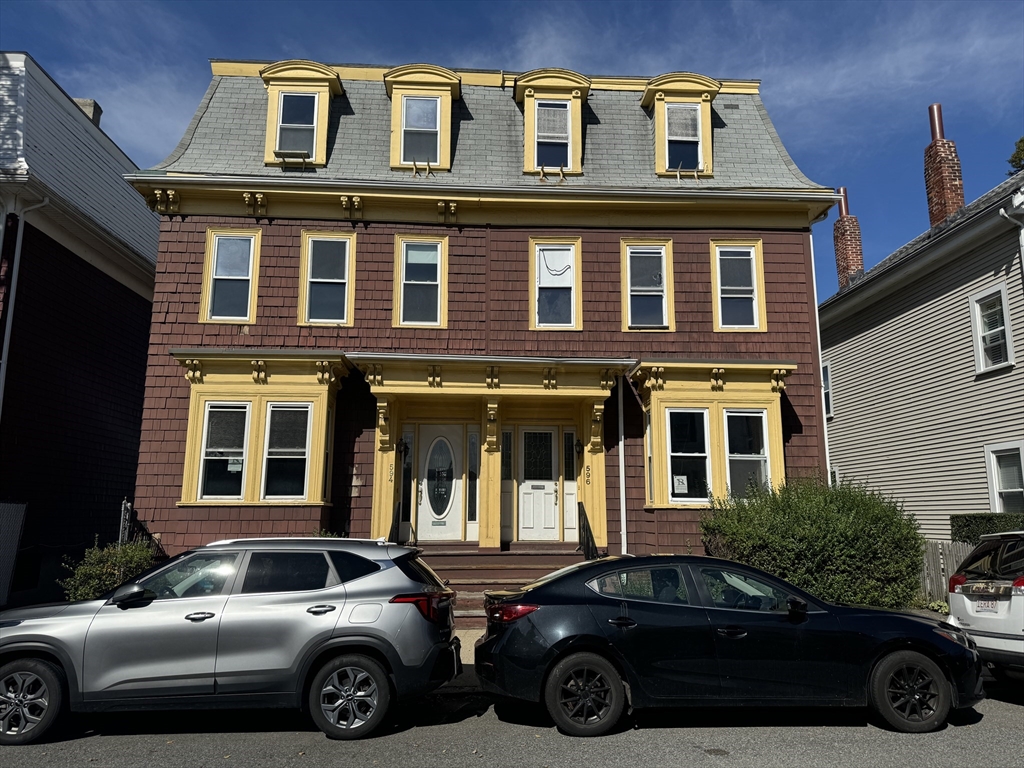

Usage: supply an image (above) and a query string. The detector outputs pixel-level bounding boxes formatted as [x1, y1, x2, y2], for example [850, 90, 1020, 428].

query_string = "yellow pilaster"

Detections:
[370, 396, 398, 539]
[479, 397, 502, 548]
[578, 398, 608, 547]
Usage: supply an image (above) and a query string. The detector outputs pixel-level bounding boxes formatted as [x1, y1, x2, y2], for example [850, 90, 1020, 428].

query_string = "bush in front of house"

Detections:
[950, 513, 1024, 545]
[58, 538, 156, 602]
[701, 478, 924, 609]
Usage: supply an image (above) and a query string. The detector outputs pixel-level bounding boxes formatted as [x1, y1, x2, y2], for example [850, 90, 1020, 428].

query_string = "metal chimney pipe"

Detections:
[837, 187, 850, 217]
[928, 103, 944, 142]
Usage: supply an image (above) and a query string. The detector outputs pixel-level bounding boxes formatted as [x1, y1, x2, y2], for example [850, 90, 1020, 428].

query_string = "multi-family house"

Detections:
[821, 105, 1024, 540]
[0, 52, 158, 606]
[127, 60, 834, 622]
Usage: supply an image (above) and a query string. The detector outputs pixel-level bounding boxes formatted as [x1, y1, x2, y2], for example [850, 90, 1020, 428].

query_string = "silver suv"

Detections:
[0, 538, 460, 745]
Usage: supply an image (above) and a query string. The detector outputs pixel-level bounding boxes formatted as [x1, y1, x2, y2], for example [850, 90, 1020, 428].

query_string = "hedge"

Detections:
[58, 539, 156, 602]
[701, 478, 924, 609]
[950, 513, 1024, 545]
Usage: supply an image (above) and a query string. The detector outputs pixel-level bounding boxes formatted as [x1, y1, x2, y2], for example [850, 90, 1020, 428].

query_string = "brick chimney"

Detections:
[833, 186, 863, 290]
[923, 103, 964, 227]
[73, 98, 103, 128]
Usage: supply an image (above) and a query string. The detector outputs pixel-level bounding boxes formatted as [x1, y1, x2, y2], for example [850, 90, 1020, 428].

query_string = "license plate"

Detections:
[975, 599, 998, 613]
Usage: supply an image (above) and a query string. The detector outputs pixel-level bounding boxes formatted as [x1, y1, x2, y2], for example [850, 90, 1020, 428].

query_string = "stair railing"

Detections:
[576, 502, 599, 560]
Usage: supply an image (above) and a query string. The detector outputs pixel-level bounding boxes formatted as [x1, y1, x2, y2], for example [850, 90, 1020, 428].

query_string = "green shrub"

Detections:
[950, 513, 1024, 545]
[701, 478, 924, 609]
[927, 600, 950, 616]
[58, 539, 156, 602]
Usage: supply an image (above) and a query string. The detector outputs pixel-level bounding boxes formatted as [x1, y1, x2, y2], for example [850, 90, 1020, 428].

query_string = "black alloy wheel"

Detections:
[544, 653, 624, 737]
[869, 650, 951, 733]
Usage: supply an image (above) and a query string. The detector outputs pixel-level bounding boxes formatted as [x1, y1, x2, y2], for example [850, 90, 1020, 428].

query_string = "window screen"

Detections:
[666, 104, 699, 171]
[241, 552, 332, 593]
[536, 101, 569, 168]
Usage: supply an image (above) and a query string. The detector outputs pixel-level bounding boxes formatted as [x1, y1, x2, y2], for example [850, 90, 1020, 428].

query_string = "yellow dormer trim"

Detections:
[515, 68, 591, 176]
[384, 64, 461, 172]
[643, 72, 721, 178]
[260, 60, 342, 168]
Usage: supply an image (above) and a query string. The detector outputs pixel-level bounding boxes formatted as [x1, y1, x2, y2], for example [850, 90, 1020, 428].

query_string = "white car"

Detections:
[947, 531, 1024, 681]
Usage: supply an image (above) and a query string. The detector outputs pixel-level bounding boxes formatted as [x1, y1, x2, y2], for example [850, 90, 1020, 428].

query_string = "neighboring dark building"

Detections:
[0, 52, 158, 606]
[127, 59, 834, 624]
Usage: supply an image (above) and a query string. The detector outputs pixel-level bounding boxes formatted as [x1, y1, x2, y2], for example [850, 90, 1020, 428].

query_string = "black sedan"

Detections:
[475, 555, 983, 736]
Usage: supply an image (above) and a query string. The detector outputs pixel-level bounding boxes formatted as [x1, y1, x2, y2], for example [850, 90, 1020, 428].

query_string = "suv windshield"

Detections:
[958, 538, 1024, 580]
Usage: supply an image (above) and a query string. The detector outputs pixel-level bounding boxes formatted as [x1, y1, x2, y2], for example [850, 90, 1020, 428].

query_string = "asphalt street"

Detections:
[4, 676, 1022, 768]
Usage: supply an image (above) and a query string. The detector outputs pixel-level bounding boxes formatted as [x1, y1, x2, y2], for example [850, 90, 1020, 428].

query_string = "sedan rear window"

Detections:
[241, 552, 333, 593]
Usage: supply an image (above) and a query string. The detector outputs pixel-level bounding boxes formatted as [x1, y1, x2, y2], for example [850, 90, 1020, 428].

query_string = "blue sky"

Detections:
[2, 0, 1022, 299]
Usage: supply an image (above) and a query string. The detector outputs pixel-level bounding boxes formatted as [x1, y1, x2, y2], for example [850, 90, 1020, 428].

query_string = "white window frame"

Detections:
[209, 234, 255, 321]
[665, 408, 712, 505]
[665, 102, 702, 172]
[400, 239, 442, 326]
[985, 440, 1024, 514]
[400, 94, 441, 166]
[199, 402, 251, 501]
[969, 283, 1015, 374]
[306, 237, 349, 323]
[715, 244, 759, 330]
[276, 91, 318, 156]
[723, 408, 770, 497]
[261, 402, 313, 501]
[535, 99, 571, 171]
[822, 362, 833, 419]
[627, 245, 668, 328]
[535, 242, 577, 328]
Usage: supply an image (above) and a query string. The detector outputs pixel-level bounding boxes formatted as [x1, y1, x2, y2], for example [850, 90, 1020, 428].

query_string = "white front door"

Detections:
[416, 425, 464, 541]
[518, 428, 559, 541]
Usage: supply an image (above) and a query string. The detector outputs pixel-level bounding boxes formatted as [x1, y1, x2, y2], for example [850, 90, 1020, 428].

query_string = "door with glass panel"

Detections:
[416, 425, 464, 541]
[518, 428, 559, 541]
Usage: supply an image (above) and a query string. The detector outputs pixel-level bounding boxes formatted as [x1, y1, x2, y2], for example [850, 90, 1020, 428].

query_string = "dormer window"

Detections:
[402, 95, 440, 165]
[666, 103, 700, 171]
[514, 68, 591, 176]
[260, 60, 342, 167]
[642, 72, 721, 177]
[384, 64, 461, 172]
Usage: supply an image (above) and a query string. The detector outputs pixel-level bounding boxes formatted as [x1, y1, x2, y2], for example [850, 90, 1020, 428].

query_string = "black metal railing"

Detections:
[576, 502, 599, 560]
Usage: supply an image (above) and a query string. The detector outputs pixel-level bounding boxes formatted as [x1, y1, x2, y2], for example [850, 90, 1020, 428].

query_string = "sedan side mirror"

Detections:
[787, 596, 808, 622]
[111, 583, 154, 607]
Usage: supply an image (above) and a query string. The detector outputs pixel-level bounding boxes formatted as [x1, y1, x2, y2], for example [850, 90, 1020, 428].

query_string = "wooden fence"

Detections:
[920, 540, 974, 603]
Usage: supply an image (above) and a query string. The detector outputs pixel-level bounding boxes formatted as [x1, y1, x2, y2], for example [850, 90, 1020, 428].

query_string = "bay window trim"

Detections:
[199, 228, 262, 325]
[621, 238, 675, 332]
[528, 236, 583, 331]
[297, 230, 356, 326]
[710, 238, 767, 333]
[393, 233, 449, 328]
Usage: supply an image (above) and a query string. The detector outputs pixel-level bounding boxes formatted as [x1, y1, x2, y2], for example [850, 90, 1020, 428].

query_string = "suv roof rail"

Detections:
[203, 536, 396, 547]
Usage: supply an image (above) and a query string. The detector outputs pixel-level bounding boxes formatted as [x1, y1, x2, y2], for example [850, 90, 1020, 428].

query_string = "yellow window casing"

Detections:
[528, 236, 583, 331]
[199, 227, 262, 325]
[297, 230, 356, 327]
[514, 69, 591, 175]
[260, 60, 343, 167]
[620, 238, 676, 332]
[393, 233, 449, 328]
[641, 72, 721, 177]
[709, 238, 768, 333]
[384, 64, 461, 172]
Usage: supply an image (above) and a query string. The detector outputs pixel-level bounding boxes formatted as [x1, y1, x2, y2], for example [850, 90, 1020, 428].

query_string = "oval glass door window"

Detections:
[427, 437, 454, 517]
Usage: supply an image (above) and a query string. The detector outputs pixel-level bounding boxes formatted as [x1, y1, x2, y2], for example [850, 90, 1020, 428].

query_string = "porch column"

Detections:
[578, 398, 608, 547]
[479, 396, 502, 549]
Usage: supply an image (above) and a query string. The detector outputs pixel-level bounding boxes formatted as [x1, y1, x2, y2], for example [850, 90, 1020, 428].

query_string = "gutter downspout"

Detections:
[618, 375, 627, 555]
[999, 192, 1024, 285]
[809, 231, 833, 484]
[0, 197, 50, 427]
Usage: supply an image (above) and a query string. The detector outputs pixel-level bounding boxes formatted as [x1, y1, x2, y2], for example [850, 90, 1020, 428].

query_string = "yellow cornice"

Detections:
[259, 59, 343, 96]
[641, 72, 722, 108]
[383, 63, 461, 99]
[210, 61, 759, 95]
[514, 68, 592, 102]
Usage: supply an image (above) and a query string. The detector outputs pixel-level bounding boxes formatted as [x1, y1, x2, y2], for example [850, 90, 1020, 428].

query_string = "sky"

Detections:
[2, 0, 1022, 300]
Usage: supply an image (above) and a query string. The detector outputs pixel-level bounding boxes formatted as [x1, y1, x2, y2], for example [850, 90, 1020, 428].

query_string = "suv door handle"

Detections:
[608, 616, 637, 629]
[717, 626, 748, 639]
[184, 612, 215, 622]
[307, 605, 337, 615]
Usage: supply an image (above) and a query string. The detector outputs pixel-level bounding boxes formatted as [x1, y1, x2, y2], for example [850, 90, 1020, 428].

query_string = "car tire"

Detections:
[544, 652, 625, 737]
[869, 650, 951, 733]
[0, 658, 65, 746]
[308, 654, 391, 740]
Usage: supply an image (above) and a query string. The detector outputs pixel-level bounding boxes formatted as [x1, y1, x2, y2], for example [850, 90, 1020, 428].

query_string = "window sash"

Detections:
[400, 240, 441, 325]
[306, 238, 349, 323]
[627, 246, 667, 327]
[262, 403, 312, 500]
[200, 403, 251, 500]
[978, 295, 1008, 367]
[401, 95, 440, 165]
[535, 244, 575, 327]
[665, 409, 711, 503]
[716, 246, 758, 328]
[822, 363, 833, 418]
[276, 92, 317, 156]
[666, 103, 701, 171]
[210, 236, 254, 320]
[535, 101, 570, 169]
[724, 410, 769, 497]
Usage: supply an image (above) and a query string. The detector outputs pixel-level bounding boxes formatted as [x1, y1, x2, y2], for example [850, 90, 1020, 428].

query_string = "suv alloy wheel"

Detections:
[309, 654, 391, 739]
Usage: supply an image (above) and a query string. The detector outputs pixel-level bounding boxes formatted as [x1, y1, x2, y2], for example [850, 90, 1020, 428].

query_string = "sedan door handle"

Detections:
[716, 626, 748, 639]
[184, 612, 215, 622]
[608, 616, 637, 629]
[307, 605, 337, 615]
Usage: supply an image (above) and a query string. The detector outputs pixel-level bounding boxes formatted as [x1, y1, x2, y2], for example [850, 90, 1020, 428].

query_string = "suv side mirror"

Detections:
[787, 596, 808, 622]
[111, 583, 154, 607]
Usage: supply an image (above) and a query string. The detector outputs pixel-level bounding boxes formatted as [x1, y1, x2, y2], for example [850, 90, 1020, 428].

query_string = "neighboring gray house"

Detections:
[0, 52, 158, 606]
[820, 106, 1024, 540]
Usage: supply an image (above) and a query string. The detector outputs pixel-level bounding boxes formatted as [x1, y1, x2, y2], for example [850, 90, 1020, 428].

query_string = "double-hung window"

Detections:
[822, 363, 833, 418]
[666, 103, 701, 171]
[402, 95, 440, 165]
[666, 409, 711, 503]
[532, 240, 580, 328]
[712, 240, 765, 331]
[301, 233, 354, 324]
[396, 236, 446, 327]
[535, 101, 570, 170]
[626, 244, 670, 328]
[970, 284, 1014, 373]
[725, 410, 769, 498]
[200, 403, 250, 499]
[277, 93, 317, 157]
[986, 442, 1024, 514]
[263, 403, 312, 499]
[207, 231, 258, 323]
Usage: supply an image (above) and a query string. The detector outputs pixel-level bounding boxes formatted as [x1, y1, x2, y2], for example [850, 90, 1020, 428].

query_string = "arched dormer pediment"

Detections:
[640, 72, 720, 107]
[384, 64, 461, 100]
[260, 59, 343, 96]
[514, 68, 591, 102]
